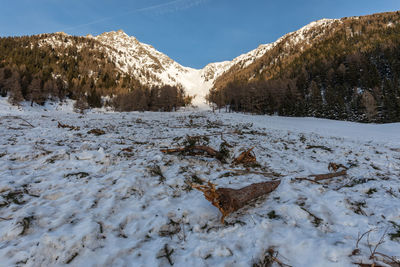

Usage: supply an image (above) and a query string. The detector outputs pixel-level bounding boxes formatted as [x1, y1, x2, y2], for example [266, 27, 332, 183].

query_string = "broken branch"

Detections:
[311, 169, 347, 181]
[233, 147, 257, 165]
[328, 162, 348, 172]
[295, 163, 348, 183]
[223, 169, 281, 177]
[58, 122, 80, 131]
[161, 145, 219, 157]
[87, 128, 105, 136]
[1, 115, 34, 128]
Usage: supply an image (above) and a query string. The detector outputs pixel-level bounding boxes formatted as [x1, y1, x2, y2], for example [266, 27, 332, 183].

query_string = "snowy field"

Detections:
[0, 98, 400, 266]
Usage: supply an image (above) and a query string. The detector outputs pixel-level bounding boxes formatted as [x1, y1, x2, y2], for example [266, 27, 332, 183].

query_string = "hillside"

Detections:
[0, 33, 190, 111]
[209, 11, 400, 122]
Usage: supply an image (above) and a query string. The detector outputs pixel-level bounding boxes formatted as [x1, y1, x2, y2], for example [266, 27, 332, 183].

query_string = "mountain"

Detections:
[90, 30, 208, 106]
[86, 29, 277, 107]
[209, 11, 400, 122]
[0, 32, 190, 111]
[35, 29, 233, 107]
[0, 26, 289, 108]
[212, 18, 341, 90]
[1, 11, 400, 121]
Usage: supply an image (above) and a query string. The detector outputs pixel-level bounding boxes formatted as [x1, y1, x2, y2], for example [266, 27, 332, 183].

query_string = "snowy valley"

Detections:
[0, 99, 399, 266]
[1, 10, 400, 267]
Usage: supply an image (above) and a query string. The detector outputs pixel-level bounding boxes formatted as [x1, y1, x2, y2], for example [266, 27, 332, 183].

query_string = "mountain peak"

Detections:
[54, 31, 70, 37]
[97, 29, 131, 39]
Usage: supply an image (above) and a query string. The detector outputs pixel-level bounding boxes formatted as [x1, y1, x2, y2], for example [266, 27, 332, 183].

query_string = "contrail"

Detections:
[62, 0, 205, 32]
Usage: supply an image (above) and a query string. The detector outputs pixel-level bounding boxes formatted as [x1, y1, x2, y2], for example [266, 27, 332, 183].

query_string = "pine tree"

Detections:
[87, 89, 102, 108]
[28, 76, 44, 106]
[9, 80, 23, 105]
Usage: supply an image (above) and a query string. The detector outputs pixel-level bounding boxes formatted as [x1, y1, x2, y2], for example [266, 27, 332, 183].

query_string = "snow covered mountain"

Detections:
[88, 18, 340, 105]
[212, 18, 341, 90]
[87, 30, 237, 107]
[5, 11, 399, 116]
[86, 30, 220, 107]
[35, 18, 341, 107]
[208, 11, 400, 122]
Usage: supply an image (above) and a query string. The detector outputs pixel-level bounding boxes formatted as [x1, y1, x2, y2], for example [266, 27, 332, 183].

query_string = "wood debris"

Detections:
[156, 244, 174, 266]
[296, 163, 348, 183]
[192, 180, 280, 223]
[161, 145, 219, 158]
[87, 128, 105, 136]
[1, 115, 35, 128]
[328, 162, 348, 172]
[306, 145, 333, 152]
[311, 169, 347, 181]
[121, 147, 133, 153]
[352, 228, 400, 267]
[58, 122, 80, 131]
[354, 263, 385, 267]
[223, 169, 281, 177]
[232, 147, 257, 166]
[254, 247, 293, 267]
[160, 135, 231, 162]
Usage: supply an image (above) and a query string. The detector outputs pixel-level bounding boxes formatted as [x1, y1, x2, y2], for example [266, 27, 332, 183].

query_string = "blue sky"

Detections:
[1, 0, 400, 68]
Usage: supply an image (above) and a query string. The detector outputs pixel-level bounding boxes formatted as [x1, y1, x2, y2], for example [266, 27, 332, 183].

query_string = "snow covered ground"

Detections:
[1, 98, 400, 266]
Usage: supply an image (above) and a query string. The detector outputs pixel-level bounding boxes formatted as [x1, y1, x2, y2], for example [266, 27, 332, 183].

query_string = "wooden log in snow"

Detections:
[193, 180, 281, 223]
[161, 145, 219, 157]
[311, 169, 347, 181]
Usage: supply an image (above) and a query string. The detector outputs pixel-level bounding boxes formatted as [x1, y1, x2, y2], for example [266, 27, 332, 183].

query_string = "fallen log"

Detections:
[222, 169, 281, 178]
[306, 145, 332, 152]
[296, 170, 347, 183]
[293, 177, 322, 185]
[161, 145, 219, 157]
[311, 169, 347, 181]
[295, 163, 348, 183]
[193, 180, 281, 223]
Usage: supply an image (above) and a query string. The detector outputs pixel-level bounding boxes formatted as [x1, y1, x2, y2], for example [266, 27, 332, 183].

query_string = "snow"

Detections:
[1, 97, 399, 266]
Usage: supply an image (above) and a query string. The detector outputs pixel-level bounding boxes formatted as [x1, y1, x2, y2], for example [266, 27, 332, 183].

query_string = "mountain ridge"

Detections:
[4, 17, 345, 107]
[43, 17, 339, 106]
[208, 11, 400, 122]
[1, 11, 400, 121]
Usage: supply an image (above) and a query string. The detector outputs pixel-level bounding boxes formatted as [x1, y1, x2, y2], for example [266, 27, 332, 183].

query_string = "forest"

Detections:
[0, 34, 190, 111]
[208, 12, 400, 122]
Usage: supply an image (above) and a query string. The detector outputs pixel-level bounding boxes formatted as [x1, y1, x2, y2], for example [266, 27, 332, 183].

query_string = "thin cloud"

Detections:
[63, 0, 208, 32]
